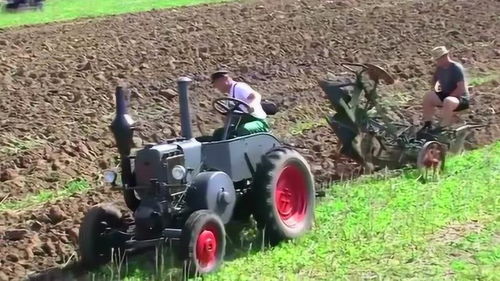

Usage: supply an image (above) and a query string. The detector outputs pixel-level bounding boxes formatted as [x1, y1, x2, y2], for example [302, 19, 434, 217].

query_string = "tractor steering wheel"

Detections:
[213, 97, 252, 116]
[339, 62, 367, 74]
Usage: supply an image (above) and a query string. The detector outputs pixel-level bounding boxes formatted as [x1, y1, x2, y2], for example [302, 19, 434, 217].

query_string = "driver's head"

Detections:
[211, 70, 232, 93]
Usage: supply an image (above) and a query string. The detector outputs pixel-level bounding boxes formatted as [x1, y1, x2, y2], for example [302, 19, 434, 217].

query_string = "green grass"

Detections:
[205, 143, 499, 281]
[289, 118, 327, 135]
[0, 179, 90, 212]
[468, 72, 500, 87]
[0, 0, 229, 29]
[0, 134, 45, 156]
[95, 142, 499, 280]
[447, 221, 499, 280]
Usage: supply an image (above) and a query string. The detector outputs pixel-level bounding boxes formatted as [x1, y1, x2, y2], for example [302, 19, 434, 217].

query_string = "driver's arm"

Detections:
[236, 83, 261, 113]
[245, 93, 258, 113]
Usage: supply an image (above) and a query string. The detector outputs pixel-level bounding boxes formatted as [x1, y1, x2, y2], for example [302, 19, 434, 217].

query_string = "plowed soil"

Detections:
[0, 0, 499, 280]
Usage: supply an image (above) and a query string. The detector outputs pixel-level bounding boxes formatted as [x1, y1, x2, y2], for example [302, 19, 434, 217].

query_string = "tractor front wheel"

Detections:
[253, 147, 315, 245]
[78, 204, 123, 269]
[179, 210, 226, 276]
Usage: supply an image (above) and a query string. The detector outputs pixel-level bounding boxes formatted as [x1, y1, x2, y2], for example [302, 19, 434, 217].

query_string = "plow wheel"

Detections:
[417, 141, 447, 179]
[364, 63, 395, 85]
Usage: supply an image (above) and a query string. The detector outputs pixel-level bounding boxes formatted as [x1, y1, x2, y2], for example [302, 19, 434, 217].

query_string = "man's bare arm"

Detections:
[450, 81, 466, 97]
[246, 93, 258, 112]
[431, 70, 438, 89]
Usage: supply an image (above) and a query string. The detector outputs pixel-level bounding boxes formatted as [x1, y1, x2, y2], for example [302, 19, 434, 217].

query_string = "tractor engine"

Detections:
[132, 144, 185, 239]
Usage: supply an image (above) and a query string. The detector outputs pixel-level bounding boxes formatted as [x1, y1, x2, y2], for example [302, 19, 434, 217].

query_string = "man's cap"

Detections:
[210, 70, 229, 83]
[431, 46, 449, 60]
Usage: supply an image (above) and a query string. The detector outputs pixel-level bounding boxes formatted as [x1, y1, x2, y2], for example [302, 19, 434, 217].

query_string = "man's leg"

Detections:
[235, 119, 269, 137]
[422, 91, 443, 125]
[441, 96, 460, 126]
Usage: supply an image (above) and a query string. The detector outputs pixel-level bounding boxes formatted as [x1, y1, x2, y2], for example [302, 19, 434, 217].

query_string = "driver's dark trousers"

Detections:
[212, 115, 270, 140]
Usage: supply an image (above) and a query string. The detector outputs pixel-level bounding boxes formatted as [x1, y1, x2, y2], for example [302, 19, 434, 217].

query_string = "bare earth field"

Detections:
[0, 0, 499, 280]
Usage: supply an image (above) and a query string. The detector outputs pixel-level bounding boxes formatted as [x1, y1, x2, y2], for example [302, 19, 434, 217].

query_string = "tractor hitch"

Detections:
[118, 228, 183, 251]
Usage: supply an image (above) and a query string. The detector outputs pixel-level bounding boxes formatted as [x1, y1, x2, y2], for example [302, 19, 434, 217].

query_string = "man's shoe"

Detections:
[428, 126, 444, 135]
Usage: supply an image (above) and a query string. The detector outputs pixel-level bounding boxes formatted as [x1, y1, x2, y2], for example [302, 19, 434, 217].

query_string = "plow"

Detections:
[318, 62, 485, 177]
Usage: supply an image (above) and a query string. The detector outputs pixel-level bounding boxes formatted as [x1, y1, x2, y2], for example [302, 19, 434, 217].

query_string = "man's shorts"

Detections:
[435, 92, 470, 112]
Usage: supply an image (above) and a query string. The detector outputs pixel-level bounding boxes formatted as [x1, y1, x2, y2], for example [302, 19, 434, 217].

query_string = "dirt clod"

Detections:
[159, 89, 177, 99]
[4, 229, 29, 241]
[6, 254, 20, 262]
[66, 228, 79, 245]
[48, 206, 67, 224]
[0, 271, 9, 281]
[30, 221, 43, 232]
[42, 241, 56, 256]
[1, 169, 19, 182]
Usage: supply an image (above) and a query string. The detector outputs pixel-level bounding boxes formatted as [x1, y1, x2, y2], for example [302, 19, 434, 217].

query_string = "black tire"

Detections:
[78, 204, 123, 269]
[179, 210, 226, 276]
[253, 147, 315, 245]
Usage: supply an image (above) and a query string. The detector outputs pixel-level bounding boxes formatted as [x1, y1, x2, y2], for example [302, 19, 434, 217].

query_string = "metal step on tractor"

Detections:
[77, 77, 317, 275]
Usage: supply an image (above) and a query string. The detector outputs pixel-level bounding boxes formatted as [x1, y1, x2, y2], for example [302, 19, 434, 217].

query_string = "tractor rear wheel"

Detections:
[179, 210, 226, 276]
[78, 204, 123, 269]
[253, 147, 315, 245]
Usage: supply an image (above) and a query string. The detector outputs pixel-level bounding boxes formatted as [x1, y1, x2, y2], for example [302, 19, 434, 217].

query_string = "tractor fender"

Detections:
[185, 172, 236, 224]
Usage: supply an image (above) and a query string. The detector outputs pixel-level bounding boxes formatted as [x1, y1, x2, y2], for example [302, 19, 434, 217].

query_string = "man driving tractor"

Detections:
[421, 46, 470, 131]
[210, 70, 270, 140]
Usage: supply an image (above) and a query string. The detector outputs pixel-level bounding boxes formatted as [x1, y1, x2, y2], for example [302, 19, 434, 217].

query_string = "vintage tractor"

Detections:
[318, 62, 482, 177]
[77, 77, 316, 275]
[2, 0, 44, 11]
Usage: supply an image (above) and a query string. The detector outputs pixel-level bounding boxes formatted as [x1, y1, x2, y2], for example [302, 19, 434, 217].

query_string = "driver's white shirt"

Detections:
[229, 82, 267, 119]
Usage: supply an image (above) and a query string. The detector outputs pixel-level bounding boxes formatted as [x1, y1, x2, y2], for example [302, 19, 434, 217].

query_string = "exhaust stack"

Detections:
[110, 85, 135, 156]
[177, 77, 193, 139]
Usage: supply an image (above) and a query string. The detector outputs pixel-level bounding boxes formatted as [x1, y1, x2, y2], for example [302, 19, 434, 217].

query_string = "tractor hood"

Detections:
[133, 140, 202, 187]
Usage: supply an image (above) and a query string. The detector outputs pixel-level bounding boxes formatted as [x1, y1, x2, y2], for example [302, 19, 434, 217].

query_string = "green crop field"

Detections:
[0, 0, 226, 29]
[93, 142, 500, 281]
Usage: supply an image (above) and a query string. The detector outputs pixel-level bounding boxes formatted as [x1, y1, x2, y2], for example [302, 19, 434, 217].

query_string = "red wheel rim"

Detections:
[195, 226, 218, 270]
[418, 142, 445, 170]
[275, 164, 308, 228]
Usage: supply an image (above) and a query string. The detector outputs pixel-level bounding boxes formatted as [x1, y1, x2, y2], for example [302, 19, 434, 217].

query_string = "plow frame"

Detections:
[320, 62, 482, 173]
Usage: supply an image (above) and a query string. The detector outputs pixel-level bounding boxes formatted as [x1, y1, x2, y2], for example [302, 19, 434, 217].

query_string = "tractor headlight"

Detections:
[171, 165, 186, 180]
[103, 170, 117, 184]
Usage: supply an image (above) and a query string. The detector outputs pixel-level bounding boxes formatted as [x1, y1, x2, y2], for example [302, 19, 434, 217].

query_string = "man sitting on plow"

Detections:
[421, 46, 470, 132]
